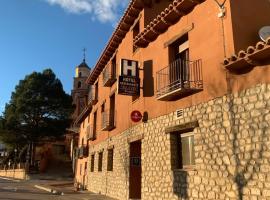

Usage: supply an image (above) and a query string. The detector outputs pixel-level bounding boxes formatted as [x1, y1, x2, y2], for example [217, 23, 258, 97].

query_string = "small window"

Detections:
[90, 154, 95, 172]
[93, 111, 97, 139]
[107, 148, 114, 171]
[101, 103, 105, 113]
[78, 81, 82, 88]
[98, 152, 103, 172]
[79, 72, 82, 77]
[171, 131, 195, 169]
[95, 82, 98, 100]
[109, 93, 115, 128]
[180, 133, 195, 167]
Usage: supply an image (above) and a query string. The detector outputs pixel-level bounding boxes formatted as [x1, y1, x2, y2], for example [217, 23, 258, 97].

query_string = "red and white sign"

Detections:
[131, 110, 142, 123]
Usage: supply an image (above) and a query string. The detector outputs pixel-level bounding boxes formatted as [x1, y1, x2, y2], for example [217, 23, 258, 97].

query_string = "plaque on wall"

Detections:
[130, 157, 141, 166]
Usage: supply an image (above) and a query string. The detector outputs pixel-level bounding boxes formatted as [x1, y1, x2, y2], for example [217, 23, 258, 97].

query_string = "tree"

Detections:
[0, 69, 73, 163]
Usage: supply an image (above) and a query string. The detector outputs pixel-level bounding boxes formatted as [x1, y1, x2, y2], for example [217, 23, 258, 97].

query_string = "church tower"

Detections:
[71, 51, 91, 121]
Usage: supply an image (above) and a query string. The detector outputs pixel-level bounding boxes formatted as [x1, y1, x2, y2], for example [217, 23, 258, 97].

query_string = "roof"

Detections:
[86, 0, 142, 84]
[86, 0, 205, 85]
[134, 0, 205, 47]
[77, 59, 90, 69]
[74, 103, 92, 126]
[223, 37, 270, 71]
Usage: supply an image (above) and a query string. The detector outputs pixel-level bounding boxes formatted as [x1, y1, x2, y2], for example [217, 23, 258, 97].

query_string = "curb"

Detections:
[34, 184, 64, 195]
[0, 176, 21, 182]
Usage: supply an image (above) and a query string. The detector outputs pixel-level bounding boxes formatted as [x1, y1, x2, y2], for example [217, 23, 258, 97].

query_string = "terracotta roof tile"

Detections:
[86, 0, 205, 85]
[224, 37, 270, 71]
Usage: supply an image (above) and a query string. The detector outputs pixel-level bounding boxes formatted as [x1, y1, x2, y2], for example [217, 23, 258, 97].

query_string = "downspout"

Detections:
[213, 0, 227, 58]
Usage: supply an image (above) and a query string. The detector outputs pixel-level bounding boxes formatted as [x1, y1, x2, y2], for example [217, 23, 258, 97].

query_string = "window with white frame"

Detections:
[171, 131, 195, 169]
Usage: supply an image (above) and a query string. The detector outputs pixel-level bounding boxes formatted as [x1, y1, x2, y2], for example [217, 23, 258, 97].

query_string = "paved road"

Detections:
[0, 178, 116, 200]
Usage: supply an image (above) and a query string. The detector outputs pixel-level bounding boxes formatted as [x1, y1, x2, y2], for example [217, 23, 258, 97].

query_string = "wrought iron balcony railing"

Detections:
[78, 145, 89, 158]
[74, 147, 80, 159]
[103, 63, 117, 87]
[101, 110, 116, 131]
[86, 125, 96, 141]
[88, 87, 98, 105]
[156, 59, 203, 101]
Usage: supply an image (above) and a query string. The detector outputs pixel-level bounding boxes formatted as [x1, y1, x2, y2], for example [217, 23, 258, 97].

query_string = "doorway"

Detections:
[129, 140, 141, 199]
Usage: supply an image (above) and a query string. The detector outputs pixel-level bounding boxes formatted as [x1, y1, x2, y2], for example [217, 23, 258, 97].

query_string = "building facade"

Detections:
[67, 59, 91, 183]
[75, 0, 270, 199]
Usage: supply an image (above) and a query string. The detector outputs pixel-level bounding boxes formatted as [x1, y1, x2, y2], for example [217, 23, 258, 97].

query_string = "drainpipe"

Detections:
[213, 0, 227, 58]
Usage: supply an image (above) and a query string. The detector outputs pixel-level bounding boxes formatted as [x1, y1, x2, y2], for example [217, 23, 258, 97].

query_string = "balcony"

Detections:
[103, 63, 117, 87]
[156, 59, 203, 101]
[86, 125, 96, 141]
[74, 147, 79, 159]
[78, 145, 89, 158]
[101, 110, 116, 131]
[88, 88, 98, 105]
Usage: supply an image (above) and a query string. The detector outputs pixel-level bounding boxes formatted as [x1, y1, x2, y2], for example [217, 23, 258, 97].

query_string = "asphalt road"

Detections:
[0, 178, 116, 200]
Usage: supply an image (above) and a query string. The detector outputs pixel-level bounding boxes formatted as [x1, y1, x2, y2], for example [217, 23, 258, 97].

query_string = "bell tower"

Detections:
[71, 49, 91, 120]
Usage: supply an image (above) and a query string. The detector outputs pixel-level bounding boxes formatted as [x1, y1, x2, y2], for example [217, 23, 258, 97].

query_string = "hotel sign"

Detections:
[130, 110, 142, 123]
[118, 59, 140, 96]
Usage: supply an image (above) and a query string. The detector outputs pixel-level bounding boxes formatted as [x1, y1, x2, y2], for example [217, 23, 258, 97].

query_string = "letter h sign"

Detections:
[120, 59, 139, 77]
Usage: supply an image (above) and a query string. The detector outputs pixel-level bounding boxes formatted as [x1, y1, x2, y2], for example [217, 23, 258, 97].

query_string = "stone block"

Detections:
[207, 191, 216, 199]
[262, 189, 270, 197]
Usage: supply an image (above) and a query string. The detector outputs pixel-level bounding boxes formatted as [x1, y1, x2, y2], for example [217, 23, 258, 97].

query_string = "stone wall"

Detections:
[88, 124, 143, 200]
[87, 83, 270, 200]
[0, 169, 28, 180]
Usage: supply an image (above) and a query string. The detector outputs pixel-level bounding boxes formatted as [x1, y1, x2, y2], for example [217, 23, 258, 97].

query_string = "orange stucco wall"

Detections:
[229, 0, 270, 52]
[75, 0, 270, 182]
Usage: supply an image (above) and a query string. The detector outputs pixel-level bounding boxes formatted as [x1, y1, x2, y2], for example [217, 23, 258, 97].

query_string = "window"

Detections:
[103, 56, 117, 87]
[107, 148, 114, 171]
[93, 111, 97, 139]
[90, 154, 95, 172]
[98, 151, 103, 172]
[156, 33, 203, 100]
[171, 131, 195, 169]
[79, 72, 82, 77]
[78, 81, 82, 88]
[101, 103, 105, 113]
[109, 93, 115, 128]
[168, 34, 189, 87]
[95, 82, 98, 101]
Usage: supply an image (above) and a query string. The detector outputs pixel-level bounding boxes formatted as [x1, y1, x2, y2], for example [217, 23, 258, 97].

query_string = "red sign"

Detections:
[131, 110, 142, 122]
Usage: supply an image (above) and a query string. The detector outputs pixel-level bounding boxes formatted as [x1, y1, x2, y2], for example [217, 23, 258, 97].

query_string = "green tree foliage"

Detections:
[0, 69, 73, 147]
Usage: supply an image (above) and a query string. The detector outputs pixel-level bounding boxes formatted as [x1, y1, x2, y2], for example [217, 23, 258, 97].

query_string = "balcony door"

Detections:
[169, 34, 189, 89]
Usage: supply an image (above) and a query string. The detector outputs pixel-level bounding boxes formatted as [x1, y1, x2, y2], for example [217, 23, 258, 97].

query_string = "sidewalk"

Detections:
[1, 174, 118, 200]
[33, 179, 117, 200]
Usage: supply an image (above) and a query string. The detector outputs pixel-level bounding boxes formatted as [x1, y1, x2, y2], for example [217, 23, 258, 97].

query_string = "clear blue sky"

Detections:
[0, 0, 127, 114]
